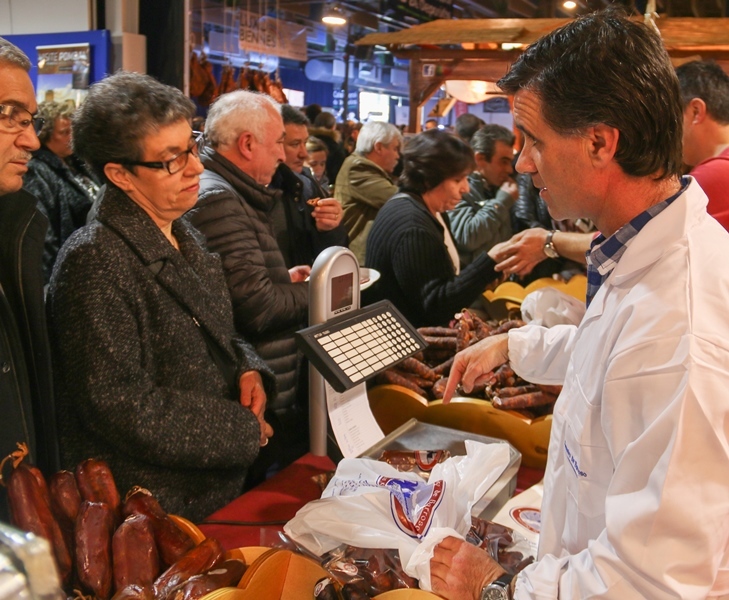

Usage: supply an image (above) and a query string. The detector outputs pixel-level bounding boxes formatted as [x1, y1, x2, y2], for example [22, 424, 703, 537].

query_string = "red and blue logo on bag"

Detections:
[377, 476, 445, 539]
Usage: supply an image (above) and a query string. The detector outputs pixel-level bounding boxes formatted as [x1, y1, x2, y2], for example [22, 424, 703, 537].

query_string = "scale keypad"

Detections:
[295, 299, 427, 392]
[315, 312, 420, 383]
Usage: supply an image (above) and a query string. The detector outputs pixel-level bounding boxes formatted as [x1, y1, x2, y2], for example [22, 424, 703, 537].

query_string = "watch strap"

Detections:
[543, 229, 559, 258]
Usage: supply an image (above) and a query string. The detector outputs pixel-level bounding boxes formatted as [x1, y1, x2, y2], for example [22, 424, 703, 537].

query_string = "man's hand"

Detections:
[311, 198, 343, 232]
[288, 265, 311, 282]
[491, 228, 550, 277]
[500, 179, 519, 201]
[443, 334, 509, 404]
[430, 536, 507, 600]
[239, 371, 273, 446]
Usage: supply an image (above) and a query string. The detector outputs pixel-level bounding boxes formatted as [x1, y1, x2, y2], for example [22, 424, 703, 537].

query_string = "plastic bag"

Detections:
[284, 440, 511, 591]
[521, 287, 585, 327]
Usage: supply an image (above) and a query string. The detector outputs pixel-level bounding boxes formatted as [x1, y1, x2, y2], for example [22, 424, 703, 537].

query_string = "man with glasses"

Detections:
[268, 104, 347, 269]
[0, 37, 58, 522]
[187, 90, 311, 487]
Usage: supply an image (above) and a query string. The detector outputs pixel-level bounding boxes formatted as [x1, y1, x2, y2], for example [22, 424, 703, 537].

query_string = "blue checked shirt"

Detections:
[585, 178, 689, 307]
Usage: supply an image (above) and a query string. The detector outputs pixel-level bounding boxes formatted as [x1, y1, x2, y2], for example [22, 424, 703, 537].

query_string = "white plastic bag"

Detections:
[521, 287, 585, 327]
[284, 440, 511, 591]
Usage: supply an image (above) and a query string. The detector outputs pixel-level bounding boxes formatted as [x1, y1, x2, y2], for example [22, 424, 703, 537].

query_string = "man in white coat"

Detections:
[429, 8, 729, 600]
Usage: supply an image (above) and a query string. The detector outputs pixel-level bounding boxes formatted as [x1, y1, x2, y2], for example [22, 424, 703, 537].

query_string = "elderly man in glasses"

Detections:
[0, 36, 59, 523]
[46, 72, 275, 521]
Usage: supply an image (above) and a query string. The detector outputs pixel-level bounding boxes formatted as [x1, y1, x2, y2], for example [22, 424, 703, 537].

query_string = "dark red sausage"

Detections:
[8, 463, 73, 585]
[112, 513, 160, 592]
[153, 537, 224, 600]
[122, 487, 195, 567]
[76, 500, 115, 599]
[493, 391, 557, 410]
[171, 559, 247, 600]
[75, 459, 121, 524]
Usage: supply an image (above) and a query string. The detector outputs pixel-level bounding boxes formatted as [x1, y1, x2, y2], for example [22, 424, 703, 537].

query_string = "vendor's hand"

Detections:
[430, 536, 506, 600]
[311, 198, 343, 232]
[239, 371, 273, 446]
[443, 334, 509, 404]
[289, 265, 311, 283]
[492, 228, 550, 277]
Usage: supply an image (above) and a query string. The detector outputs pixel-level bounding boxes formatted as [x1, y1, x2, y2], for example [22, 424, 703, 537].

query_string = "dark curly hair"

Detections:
[398, 130, 475, 195]
[72, 71, 195, 181]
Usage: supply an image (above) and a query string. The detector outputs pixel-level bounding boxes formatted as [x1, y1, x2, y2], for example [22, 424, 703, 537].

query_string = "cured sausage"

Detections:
[492, 391, 557, 410]
[122, 487, 195, 567]
[111, 584, 155, 600]
[416, 327, 457, 337]
[49, 470, 82, 530]
[423, 336, 457, 350]
[75, 458, 121, 524]
[169, 559, 246, 600]
[153, 537, 224, 600]
[493, 384, 539, 398]
[374, 370, 427, 397]
[398, 357, 438, 381]
[76, 500, 115, 600]
[8, 463, 73, 585]
[112, 514, 160, 592]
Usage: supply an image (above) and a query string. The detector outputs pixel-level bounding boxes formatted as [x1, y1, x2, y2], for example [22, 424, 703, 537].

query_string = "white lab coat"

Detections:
[509, 179, 729, 599]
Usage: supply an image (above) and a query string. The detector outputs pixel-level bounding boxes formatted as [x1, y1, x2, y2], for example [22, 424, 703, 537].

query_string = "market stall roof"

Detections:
[355, 17, 729, 131]
[355, 17, 729, 51]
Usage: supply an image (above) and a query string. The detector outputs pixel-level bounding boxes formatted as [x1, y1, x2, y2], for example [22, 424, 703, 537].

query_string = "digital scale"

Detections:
[299, 247, 520, 518]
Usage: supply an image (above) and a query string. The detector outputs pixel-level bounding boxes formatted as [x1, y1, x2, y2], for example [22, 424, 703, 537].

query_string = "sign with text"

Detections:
[387, 0, 453, 23]
[36, 42, 90, 106]
[238, 11, 308, 62]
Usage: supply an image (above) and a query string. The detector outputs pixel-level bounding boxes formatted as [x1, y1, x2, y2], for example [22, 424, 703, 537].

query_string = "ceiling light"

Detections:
[322, 4, 347, 26]
[563, 0, 577, 8]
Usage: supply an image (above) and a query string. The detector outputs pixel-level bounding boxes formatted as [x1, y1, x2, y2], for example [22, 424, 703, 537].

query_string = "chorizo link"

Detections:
[112, 513, 160, 593]
[153, 537, 224, 600]
[423, 336, 457, 351]
[432, 356, 454, 376]
[493, 391, 557, 410]
[75, 459, 121, 524]
[8, 463, 73, 585]
[49, 470, 82, 529]
[493, 384, 539, 398]
[76, 500, 115, 599]
[122, 487, 195, 567]
[416, 327, 457, 337]
[397, 357, 439, 381]
[170, 559, 247, 600]
[374, 370, 427, 398]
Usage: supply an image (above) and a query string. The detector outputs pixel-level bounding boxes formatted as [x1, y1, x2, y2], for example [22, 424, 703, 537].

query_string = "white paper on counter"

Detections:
[325, 380, 384, 457]
[491, 480, 544, 555]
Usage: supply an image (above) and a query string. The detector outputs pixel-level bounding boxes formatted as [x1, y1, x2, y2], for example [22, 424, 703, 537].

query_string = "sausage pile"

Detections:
[372, 309, 561, 418]
[5, 454, 245, 600]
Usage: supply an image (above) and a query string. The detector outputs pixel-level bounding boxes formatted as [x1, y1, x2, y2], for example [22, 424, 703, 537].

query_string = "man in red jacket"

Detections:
[676, 59, 729, 231]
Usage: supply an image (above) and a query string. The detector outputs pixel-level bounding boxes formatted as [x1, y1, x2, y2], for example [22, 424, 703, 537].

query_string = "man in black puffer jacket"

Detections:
[186, 91, 311, 485]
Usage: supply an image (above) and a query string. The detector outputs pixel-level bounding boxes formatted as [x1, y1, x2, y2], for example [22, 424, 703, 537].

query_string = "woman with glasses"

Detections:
[47, 72, 275, 521]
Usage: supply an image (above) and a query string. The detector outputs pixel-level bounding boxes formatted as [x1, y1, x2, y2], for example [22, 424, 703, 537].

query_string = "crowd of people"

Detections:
[2, 7, 729, 597]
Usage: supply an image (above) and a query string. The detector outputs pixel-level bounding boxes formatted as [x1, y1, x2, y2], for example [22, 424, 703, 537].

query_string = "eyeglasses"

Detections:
[0, 104, 45, 135]
[122, 131, 204, 175]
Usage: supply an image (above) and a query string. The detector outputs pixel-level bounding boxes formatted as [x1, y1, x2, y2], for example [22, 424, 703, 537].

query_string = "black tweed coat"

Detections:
[48, 187, 275, 522]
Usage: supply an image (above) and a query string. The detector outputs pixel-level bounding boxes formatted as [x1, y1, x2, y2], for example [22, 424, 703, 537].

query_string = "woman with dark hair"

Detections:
[47, 72, 275, 521]
[364, 130, 501, 327]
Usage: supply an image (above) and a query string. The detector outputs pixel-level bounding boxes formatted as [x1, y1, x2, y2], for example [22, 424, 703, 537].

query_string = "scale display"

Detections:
[297, 299, 427, 393]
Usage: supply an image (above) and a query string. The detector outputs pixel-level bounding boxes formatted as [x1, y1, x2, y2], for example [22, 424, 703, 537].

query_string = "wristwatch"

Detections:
[480, 573, 514, 599]
[543, 229, 559, 259]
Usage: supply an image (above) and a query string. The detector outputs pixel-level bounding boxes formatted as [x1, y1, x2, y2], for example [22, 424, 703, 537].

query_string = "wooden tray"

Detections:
[368, 384, 551, 469]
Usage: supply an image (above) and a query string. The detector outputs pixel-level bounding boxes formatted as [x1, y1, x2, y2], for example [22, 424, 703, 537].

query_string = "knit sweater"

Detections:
[48, 187, 274, 522]
[364, 191, 500, 327]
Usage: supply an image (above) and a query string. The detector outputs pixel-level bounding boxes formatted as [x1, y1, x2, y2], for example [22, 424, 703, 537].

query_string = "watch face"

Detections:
[544, 243, 559, 259]
[481, 584, 509, 600]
